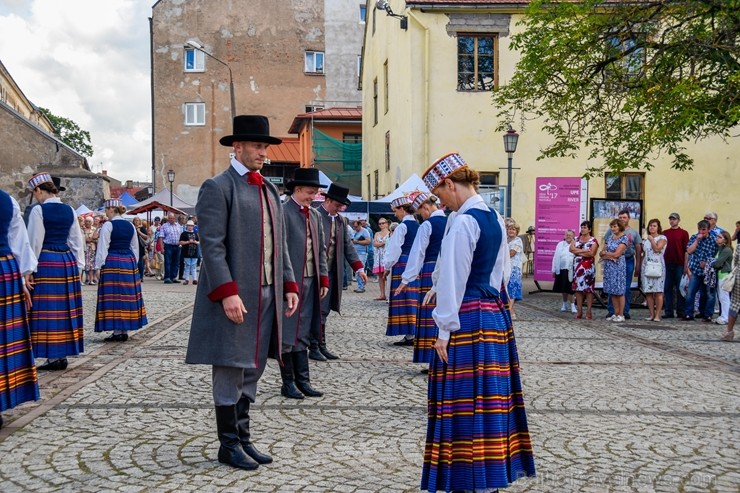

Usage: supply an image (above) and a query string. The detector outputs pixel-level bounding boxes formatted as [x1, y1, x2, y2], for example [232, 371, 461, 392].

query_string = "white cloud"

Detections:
[0, 0, 152, 182]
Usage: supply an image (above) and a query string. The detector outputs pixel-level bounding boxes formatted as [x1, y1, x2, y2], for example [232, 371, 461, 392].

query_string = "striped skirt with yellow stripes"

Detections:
[29, 249, 84, 359]
[94, 251, 147, 333]
[385, 254, 420, 337]
[0, 254, 40, 411]
[421, 293, 535, 492]
[413, 259, 437, 364]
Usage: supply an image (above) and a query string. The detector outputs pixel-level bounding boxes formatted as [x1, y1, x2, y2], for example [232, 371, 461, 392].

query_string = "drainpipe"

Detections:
[407, 10, 430, 167]
[148, 17, 156, 194]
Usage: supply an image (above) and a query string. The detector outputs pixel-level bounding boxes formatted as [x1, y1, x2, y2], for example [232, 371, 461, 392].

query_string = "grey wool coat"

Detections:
[281, 198, 329, 347]
[185, 166, 297, 368]
[315, 204, 363, 314]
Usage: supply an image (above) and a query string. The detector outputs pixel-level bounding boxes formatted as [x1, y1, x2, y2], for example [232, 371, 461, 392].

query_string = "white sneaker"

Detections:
[571, 303, 578, 313]
[715, 318, 728, 325]
[606, 315, 615, 321]
[560, 305, 567, 312]
[613, 315, 625, 322]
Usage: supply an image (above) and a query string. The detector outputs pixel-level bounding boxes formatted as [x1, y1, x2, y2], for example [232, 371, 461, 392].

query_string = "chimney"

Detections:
[102, 170, 108, 176]
[126, 180, 133, 188]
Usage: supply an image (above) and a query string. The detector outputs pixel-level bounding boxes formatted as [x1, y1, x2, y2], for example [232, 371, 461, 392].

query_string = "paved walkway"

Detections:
[0, 277, 738, 492]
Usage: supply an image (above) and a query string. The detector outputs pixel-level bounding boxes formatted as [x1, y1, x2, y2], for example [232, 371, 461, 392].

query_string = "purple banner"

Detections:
[533, 177, 587, 282]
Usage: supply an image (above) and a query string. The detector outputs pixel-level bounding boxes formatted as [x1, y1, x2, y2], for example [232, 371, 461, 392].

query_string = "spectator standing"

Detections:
[25, 173, 85, 371]
[662, 212, 689, 318]
[383, 194, 420, 346]
[372, 218, 391, 300]
[81, 216, 98, 285]
[604, 209, 642, 319]
[683, 219, 718, 322]
[178, 220, 200, 285]
[0, 189, 39, 429]
[712, 231, 733, 325]
[507, 222, 524, 320]
[159, 213, 181, 284]
[721, 244, 739, 341]
[351, 220, 371, 293]
[94, 199, 147, 342]
[731, 220, 740, 244]
[639, 219, 668, 321]
[360, 218, 374, 279]
[600, 219, 629, 322]
[571, 221, 599, 319]
[552, 229, 576, 313]
[420, 153, 535, 491]
[133, 217, 149, 280]
[177, 215, 187, 280]
[185, 115, 299, 470]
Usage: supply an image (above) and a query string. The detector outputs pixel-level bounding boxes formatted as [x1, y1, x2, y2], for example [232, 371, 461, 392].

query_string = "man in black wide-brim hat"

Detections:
[186, 115, 299, 470]
[312, 183, 367, 361]
[278, 168, 330, 399]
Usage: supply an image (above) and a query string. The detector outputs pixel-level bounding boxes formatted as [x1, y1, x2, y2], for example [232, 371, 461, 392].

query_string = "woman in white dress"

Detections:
[640, 218, 668, 321]
[552, 229, 576, 313]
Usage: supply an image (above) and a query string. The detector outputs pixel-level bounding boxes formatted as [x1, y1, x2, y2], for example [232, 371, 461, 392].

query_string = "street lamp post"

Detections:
[167, 169, 175, 207]
[502, 126, 519, 219]
[185, 40, 235, 120]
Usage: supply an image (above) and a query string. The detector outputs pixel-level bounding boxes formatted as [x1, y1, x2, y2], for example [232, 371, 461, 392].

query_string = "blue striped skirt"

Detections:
[95, 251, 148, 333]
[29, 249, 84, 359]
[421, 294, 536, 492]
[413, 259, 438, 364]
[0, 254, 40, 411]
[385, 254, 420, 337]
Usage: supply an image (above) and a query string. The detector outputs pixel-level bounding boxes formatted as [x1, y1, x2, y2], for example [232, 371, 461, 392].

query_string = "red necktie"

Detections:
[300, 206, 310, 218]
[247, 171, 263, 186]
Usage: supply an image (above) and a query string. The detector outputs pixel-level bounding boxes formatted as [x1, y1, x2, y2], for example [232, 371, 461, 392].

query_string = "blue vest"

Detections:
[110, 220, 135, 251]
[0, 190, 12, 255]
[40, 202, 74, 251]
[464, 208, 502, 299]
[423, 215, 447, 262]
[400, 220, 420, 255]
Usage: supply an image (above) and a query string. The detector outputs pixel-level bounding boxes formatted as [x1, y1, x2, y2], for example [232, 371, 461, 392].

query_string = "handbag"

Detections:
[721, 269, 736, 293]
[703, 262, 717, 288]
[644, 259, 663, 278]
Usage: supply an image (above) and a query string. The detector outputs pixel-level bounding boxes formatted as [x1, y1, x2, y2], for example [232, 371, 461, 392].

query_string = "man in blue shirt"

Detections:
[683, 219, 718, 321]
[351, 220, 371, 293]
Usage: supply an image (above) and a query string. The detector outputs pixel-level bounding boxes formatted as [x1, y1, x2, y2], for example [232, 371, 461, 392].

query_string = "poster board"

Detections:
[533, 178, 588, 282]
[590, 198, 643, 288]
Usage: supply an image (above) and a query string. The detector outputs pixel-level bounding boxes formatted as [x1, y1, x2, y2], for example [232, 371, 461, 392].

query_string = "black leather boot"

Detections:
[215, 405, 259, 470]
[235, 397, 273, 464]
[279, 353, 304, 400]
[293, 351, 323, 397]
[308, 342, 327, 362]
[319, 326, 339, 360]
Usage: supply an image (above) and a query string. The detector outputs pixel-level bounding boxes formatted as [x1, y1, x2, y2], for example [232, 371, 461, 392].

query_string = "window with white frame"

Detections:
[184, 47, 205, 72]
[184, 102, 205, 126]
[304, 51, 324, 74]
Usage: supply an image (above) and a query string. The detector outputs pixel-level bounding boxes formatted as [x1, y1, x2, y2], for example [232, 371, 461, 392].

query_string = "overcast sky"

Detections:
[0, 0, 152, 182]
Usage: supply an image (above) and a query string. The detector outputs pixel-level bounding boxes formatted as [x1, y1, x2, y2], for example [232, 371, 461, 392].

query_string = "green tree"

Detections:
[39, 107, 94, 157]
[493, 0, 740, 177]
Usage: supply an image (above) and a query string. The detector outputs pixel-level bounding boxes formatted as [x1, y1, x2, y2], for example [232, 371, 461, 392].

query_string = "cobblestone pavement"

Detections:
[0, 277, 738, 492]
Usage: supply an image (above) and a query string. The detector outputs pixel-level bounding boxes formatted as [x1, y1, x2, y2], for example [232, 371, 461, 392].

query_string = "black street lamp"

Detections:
[167, 169, 175, 207]
[503, 126, 519, 219]
[185, 40, 236, 120]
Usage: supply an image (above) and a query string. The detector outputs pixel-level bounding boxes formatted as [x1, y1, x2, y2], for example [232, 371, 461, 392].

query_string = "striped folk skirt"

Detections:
[413, 259, 437, 364]
[95, 251, 148, 333]
[421, 295, 536, 492]
[385, 254, 420, 337]
[29, 249, 84, 359]
[0, 254, 40, 412]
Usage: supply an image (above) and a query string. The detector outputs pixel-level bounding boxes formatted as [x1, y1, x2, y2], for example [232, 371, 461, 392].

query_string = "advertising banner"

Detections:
[533, 177, 588, 282]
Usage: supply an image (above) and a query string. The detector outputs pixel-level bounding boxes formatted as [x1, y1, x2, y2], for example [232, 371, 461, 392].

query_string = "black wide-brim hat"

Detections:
[219, 115, 282, 146]
[51, 176, 66, 192]
[324, 183, 351, 206]
[286, 168, 328, 191]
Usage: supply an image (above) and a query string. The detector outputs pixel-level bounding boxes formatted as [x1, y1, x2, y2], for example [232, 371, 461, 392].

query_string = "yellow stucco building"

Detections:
[361, 0, 738, 233]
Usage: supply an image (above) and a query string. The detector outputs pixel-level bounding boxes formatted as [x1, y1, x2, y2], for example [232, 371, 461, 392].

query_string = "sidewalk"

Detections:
[0, 277, 737, 492]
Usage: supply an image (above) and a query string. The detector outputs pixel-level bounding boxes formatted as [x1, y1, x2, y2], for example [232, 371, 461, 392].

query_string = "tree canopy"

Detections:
[39, 107, 94, 157]
[493, 0, 740, 177]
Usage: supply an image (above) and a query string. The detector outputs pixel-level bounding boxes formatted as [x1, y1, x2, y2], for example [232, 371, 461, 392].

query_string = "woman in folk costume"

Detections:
[393, 192, 447, 370]
[0, 189, 40, 429]
[94, 199, 148, 342]
[26, 173, 85, 371]
[420, 153, 536, 493]
[383, 193, 421, 345]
